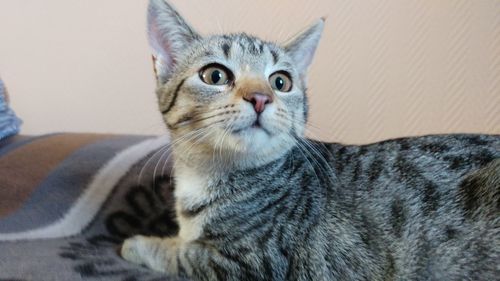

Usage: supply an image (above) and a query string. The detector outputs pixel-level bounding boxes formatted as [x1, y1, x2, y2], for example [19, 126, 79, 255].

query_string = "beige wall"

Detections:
[0, 0, 498, 144]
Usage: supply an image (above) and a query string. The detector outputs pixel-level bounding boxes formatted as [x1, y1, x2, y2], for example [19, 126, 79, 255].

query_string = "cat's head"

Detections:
[148, 0, 323, 168]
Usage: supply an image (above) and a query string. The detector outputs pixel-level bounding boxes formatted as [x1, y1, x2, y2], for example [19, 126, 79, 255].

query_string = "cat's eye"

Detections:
[199, 64, 232, 86]
[269, 72, 292, 92]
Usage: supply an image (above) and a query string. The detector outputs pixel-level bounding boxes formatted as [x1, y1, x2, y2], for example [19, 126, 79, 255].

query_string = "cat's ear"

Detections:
[283, 18, 325, 77]
[148, 0, 201, 83]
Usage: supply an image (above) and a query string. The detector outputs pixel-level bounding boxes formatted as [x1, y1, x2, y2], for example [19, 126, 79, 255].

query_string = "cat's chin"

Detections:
[223, 129, 295, 167]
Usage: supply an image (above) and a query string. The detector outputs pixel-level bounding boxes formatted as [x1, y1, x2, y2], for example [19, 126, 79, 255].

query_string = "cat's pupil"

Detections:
[275, 77, 284, 90]
[211, 70, 222, 84]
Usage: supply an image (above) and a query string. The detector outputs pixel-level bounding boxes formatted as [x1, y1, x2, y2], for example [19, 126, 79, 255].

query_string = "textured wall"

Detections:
[0, 0, 499, 144]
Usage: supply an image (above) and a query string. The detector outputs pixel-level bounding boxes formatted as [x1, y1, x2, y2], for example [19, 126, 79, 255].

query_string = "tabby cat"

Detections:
[121, 1, 500, 280]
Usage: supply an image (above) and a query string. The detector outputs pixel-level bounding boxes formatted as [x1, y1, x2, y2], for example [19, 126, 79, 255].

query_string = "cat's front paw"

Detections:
[121, 235, 172, 273]
[121, 235, 148, 266]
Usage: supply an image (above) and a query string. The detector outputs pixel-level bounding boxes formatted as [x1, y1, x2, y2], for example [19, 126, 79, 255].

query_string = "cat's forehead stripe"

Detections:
[258, 41, 265, 53]
[221, 43, 231, 58]
[217, 34, 274, 58]
[270, 50, 279, 65]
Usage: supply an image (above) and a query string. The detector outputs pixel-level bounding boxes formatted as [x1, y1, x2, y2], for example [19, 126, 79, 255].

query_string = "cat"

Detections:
[121, 0, 500, 280]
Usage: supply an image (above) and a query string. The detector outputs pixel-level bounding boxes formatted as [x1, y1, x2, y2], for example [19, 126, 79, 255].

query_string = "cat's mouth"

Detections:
[232, 119, 272, 136]
[251, 120, 262, 128]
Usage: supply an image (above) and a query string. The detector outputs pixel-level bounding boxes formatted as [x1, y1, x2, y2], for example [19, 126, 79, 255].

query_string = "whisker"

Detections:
[137, 144, 169, 185]
[173, 111, 238, 129]
[293, 138, 322, 186]
[163, 127, 213, 189]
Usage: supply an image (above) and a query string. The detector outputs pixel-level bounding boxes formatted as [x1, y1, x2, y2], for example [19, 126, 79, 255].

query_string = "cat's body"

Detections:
[170, 135, 500, 281]
[121, 1, 500, 280]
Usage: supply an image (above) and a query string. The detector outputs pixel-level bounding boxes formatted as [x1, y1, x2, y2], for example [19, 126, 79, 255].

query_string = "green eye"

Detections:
[200, 64, 232, 85]
[269, 72, 292, 92]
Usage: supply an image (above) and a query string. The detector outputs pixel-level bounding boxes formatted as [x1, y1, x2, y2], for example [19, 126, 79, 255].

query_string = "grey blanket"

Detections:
[0, 133, 187, 281]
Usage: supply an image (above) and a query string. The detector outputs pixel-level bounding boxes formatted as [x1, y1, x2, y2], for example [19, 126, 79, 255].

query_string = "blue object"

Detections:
[0, 78, 22, 140]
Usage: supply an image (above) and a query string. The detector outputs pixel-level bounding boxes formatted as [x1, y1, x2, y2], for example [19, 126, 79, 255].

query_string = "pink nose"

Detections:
[243, 92, 273, 113]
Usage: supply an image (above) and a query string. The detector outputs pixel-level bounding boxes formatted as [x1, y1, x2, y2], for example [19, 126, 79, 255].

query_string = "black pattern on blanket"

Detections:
[0, 134, 188, 281]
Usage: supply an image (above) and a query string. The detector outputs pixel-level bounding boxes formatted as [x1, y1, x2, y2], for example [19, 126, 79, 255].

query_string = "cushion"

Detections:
[0, 133, 185, 280]
[0, 78, 22, 140]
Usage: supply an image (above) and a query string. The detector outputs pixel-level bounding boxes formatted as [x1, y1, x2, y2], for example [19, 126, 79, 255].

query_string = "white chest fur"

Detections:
[174, 165, 214, 242]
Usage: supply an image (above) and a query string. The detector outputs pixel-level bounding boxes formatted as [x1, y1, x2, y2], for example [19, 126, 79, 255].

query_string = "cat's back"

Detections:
[325, 134, 499, 202]
[322, 134, 499, 216]
[328, 134, 498, 179]
[319, 134, 500, 280]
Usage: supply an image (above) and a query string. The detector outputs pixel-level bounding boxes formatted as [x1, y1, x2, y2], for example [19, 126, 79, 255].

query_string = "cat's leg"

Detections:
[121, 235, 181, 274]
[121, 235, 245, 280]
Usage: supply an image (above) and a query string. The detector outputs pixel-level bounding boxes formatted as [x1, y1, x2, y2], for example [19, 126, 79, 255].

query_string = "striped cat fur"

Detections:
[121, 1, 500, 280]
